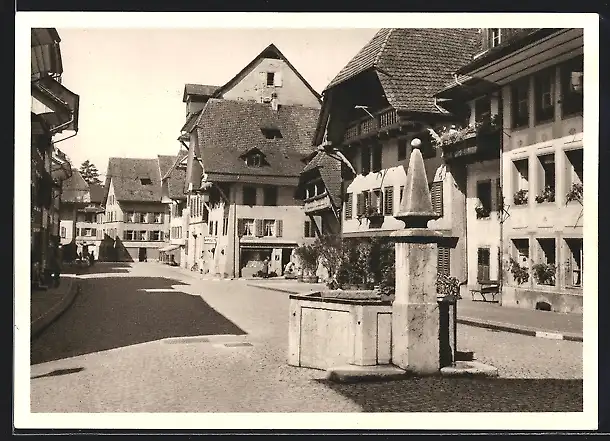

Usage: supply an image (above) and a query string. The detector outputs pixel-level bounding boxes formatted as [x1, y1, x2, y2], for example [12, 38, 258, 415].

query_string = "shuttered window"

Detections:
[383, 187, 394, 215]
[276, 219, 283, 237]
[255, 219, 264, 237]
[438, 246, 450, 277]
[345, 193, 353, 219]
[430, 181, 443, 217]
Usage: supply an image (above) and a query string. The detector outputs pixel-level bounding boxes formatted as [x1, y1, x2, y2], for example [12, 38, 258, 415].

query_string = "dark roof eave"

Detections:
[455, 28, 562, 75]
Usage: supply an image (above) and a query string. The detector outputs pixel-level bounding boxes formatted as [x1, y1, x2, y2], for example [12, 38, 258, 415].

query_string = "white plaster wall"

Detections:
[221, 58, 320, 108]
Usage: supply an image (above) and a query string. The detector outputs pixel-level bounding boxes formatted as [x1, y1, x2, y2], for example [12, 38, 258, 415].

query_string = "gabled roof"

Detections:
[160, 150, 188, 200]
[211, 43, 322, 103]
[298, 151, 342, 208]
[103, 157, 163, 203]
[324, 28, 480, 114]
[192, 98, 319, 179]
[182, 84, 219, 102]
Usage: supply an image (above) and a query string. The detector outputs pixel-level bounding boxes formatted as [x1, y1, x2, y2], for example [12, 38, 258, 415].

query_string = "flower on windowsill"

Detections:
[535, 185, 555, 203]
[513, 189, 528, 206]
[475, 203, 491, 219]
[566, 182, 583, 205]
[432, 114, 501, 148]
[532, 262, 556, 286]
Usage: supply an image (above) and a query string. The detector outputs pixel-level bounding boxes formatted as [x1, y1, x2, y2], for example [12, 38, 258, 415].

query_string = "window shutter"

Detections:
[274, 71, 283, 87]
[492, 179, 502, 212]
[260, 71, 266, 86]
[123, 230, 128, 240]
[430, 181, 443, 217]
[438, 246, 450, 277]
[160, 231, 164, 241]
[356, 193, 363, 216]
[399, 186, 405, 208]
[345, 193, 353, 219]
[255, 219, 263, 237]
[92, 228, 97, 236]
[384, 187, 394, 215]
[237, 219, 244, 236]
[304, 220, 309, 238]
[276, 219, 283, 237]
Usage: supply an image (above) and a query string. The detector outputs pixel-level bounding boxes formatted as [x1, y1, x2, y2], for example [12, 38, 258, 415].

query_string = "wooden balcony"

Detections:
[343, 108, 400, 143]
[303, 193, 333, 214]
[441, 127, 502, 161]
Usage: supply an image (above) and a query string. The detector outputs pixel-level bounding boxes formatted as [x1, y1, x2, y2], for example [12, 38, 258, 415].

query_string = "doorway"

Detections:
[138, 247, 147, 262]
[281, 248, 292, 275]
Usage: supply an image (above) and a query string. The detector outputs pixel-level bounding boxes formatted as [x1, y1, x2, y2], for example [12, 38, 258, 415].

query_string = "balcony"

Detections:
[303, 193, 333, 214]
[438, 118, 502, 161]
[343, 108, 399, 143]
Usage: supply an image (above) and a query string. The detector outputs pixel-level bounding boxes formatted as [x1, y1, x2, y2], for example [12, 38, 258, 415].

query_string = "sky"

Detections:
[54, 28, 380, 177]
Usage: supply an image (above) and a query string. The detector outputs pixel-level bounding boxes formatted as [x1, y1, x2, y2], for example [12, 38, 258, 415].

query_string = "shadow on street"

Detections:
[67, 262, 133, 275]
[31, 276, 246, 365]
[31, 367, 85, 379]
[315, 377, 583, 412]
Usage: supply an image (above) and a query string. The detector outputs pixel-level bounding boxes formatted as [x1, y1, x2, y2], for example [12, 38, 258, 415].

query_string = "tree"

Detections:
[79, 160, 102, 185]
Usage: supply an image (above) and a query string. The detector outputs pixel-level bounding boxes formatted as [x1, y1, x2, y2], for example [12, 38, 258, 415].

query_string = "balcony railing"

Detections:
[303, 193, 332, 214]
[343, 108, 399, 142]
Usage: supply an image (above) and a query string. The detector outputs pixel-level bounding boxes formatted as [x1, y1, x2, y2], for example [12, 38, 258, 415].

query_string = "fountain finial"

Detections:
[395, 138, 440, 229]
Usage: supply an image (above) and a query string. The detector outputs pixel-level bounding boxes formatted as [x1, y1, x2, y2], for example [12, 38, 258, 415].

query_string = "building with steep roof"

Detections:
[306, 28, 481, 285]
[434, 28, 584, 312]
[59, 170, 105, 259]
[178, 43, 321, 277]
[101, 156, 171, 262]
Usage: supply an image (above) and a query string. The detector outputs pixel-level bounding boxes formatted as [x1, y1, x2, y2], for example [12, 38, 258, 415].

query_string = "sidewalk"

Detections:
[31, 274, 80, 339]
[247, 280, 583, 342]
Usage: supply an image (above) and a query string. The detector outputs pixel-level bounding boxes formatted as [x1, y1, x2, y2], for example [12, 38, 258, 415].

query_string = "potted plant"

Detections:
[475, 203, 491, 219]
[513, 189, 528, 206]
[566, 182, 583, 205]
[365, 206, 384, 228]
[508, 257, 529, 285]
[294, 244, 320, 283]
[532, 262, 556, 286]
[535, 185, 555, 203]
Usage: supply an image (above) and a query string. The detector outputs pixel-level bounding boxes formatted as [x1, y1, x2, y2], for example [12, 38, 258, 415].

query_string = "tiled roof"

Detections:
[88, 183, 104, 204]
[325, 28, 480, 114]
[182, 84, 219, 102]
[61, 169, 89, 203]
[159, 150, 188, 200]
[299, 151, 342, 208]
[193, 99, 319, 178]
[103, 157, 163, 203]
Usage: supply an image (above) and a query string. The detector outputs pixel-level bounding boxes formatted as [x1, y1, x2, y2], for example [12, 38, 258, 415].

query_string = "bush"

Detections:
[294, 244, 320, 276]
[532, 262, 556, 286]
[314, 234, 344, 285]
[508, 257, 529, 285]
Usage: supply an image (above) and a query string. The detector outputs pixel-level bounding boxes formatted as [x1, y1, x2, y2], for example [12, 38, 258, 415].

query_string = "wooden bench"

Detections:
[470, 281, 500, 302]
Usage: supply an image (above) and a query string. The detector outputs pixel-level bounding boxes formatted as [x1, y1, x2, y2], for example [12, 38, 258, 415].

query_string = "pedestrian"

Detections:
[262, 258, 269, 279]
[89, 251, 95, 266]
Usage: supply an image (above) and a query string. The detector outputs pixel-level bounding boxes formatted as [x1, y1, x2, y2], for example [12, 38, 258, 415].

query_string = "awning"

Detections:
[159, 244, 180, 252]
[32, 75, 80, 133]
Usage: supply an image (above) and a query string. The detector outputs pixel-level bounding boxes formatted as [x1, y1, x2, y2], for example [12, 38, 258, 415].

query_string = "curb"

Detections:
[31, 278, 80, 340]
[247, 283, 584, 342]
[457, 317, 583, 342]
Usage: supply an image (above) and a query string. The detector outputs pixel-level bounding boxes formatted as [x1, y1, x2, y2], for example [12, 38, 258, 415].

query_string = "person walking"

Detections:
[89, 250, 95, 266]
[262, 258, 270, 279]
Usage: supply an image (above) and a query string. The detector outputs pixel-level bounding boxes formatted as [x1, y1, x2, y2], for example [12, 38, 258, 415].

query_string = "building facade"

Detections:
[436, 28, 584, 312]
[31, 28, 79, 285]
[180, 43, 322, 278]
[310, 28, 482, 283]
[102, 157, 170, 262]
[59, 169, 105, 259]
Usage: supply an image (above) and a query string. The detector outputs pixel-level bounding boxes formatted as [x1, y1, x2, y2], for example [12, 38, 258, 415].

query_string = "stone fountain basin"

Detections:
[288, 291, 392, 370]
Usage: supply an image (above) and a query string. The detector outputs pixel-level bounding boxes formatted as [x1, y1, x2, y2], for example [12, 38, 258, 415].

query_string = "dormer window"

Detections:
[140, 178, 152, 185]
[246, 154, 262, 167]
[261, 128, 282, 139]
[491, 29, 501, 48]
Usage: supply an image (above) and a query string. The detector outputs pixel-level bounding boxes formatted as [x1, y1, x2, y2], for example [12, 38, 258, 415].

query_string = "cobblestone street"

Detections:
[30, 263, 583, 413]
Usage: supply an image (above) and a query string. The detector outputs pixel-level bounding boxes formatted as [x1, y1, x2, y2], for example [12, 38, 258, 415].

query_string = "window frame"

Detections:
[511, 78, 530, 129]
[534, 68, 556, 125]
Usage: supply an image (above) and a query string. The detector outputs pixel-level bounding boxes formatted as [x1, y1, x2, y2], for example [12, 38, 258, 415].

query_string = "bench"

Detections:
[470, 281, 500, 302]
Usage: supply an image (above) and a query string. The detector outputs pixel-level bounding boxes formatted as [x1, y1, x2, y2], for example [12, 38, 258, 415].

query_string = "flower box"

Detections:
[535, 186, 555, 204]
[513, 189, 528, 206]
